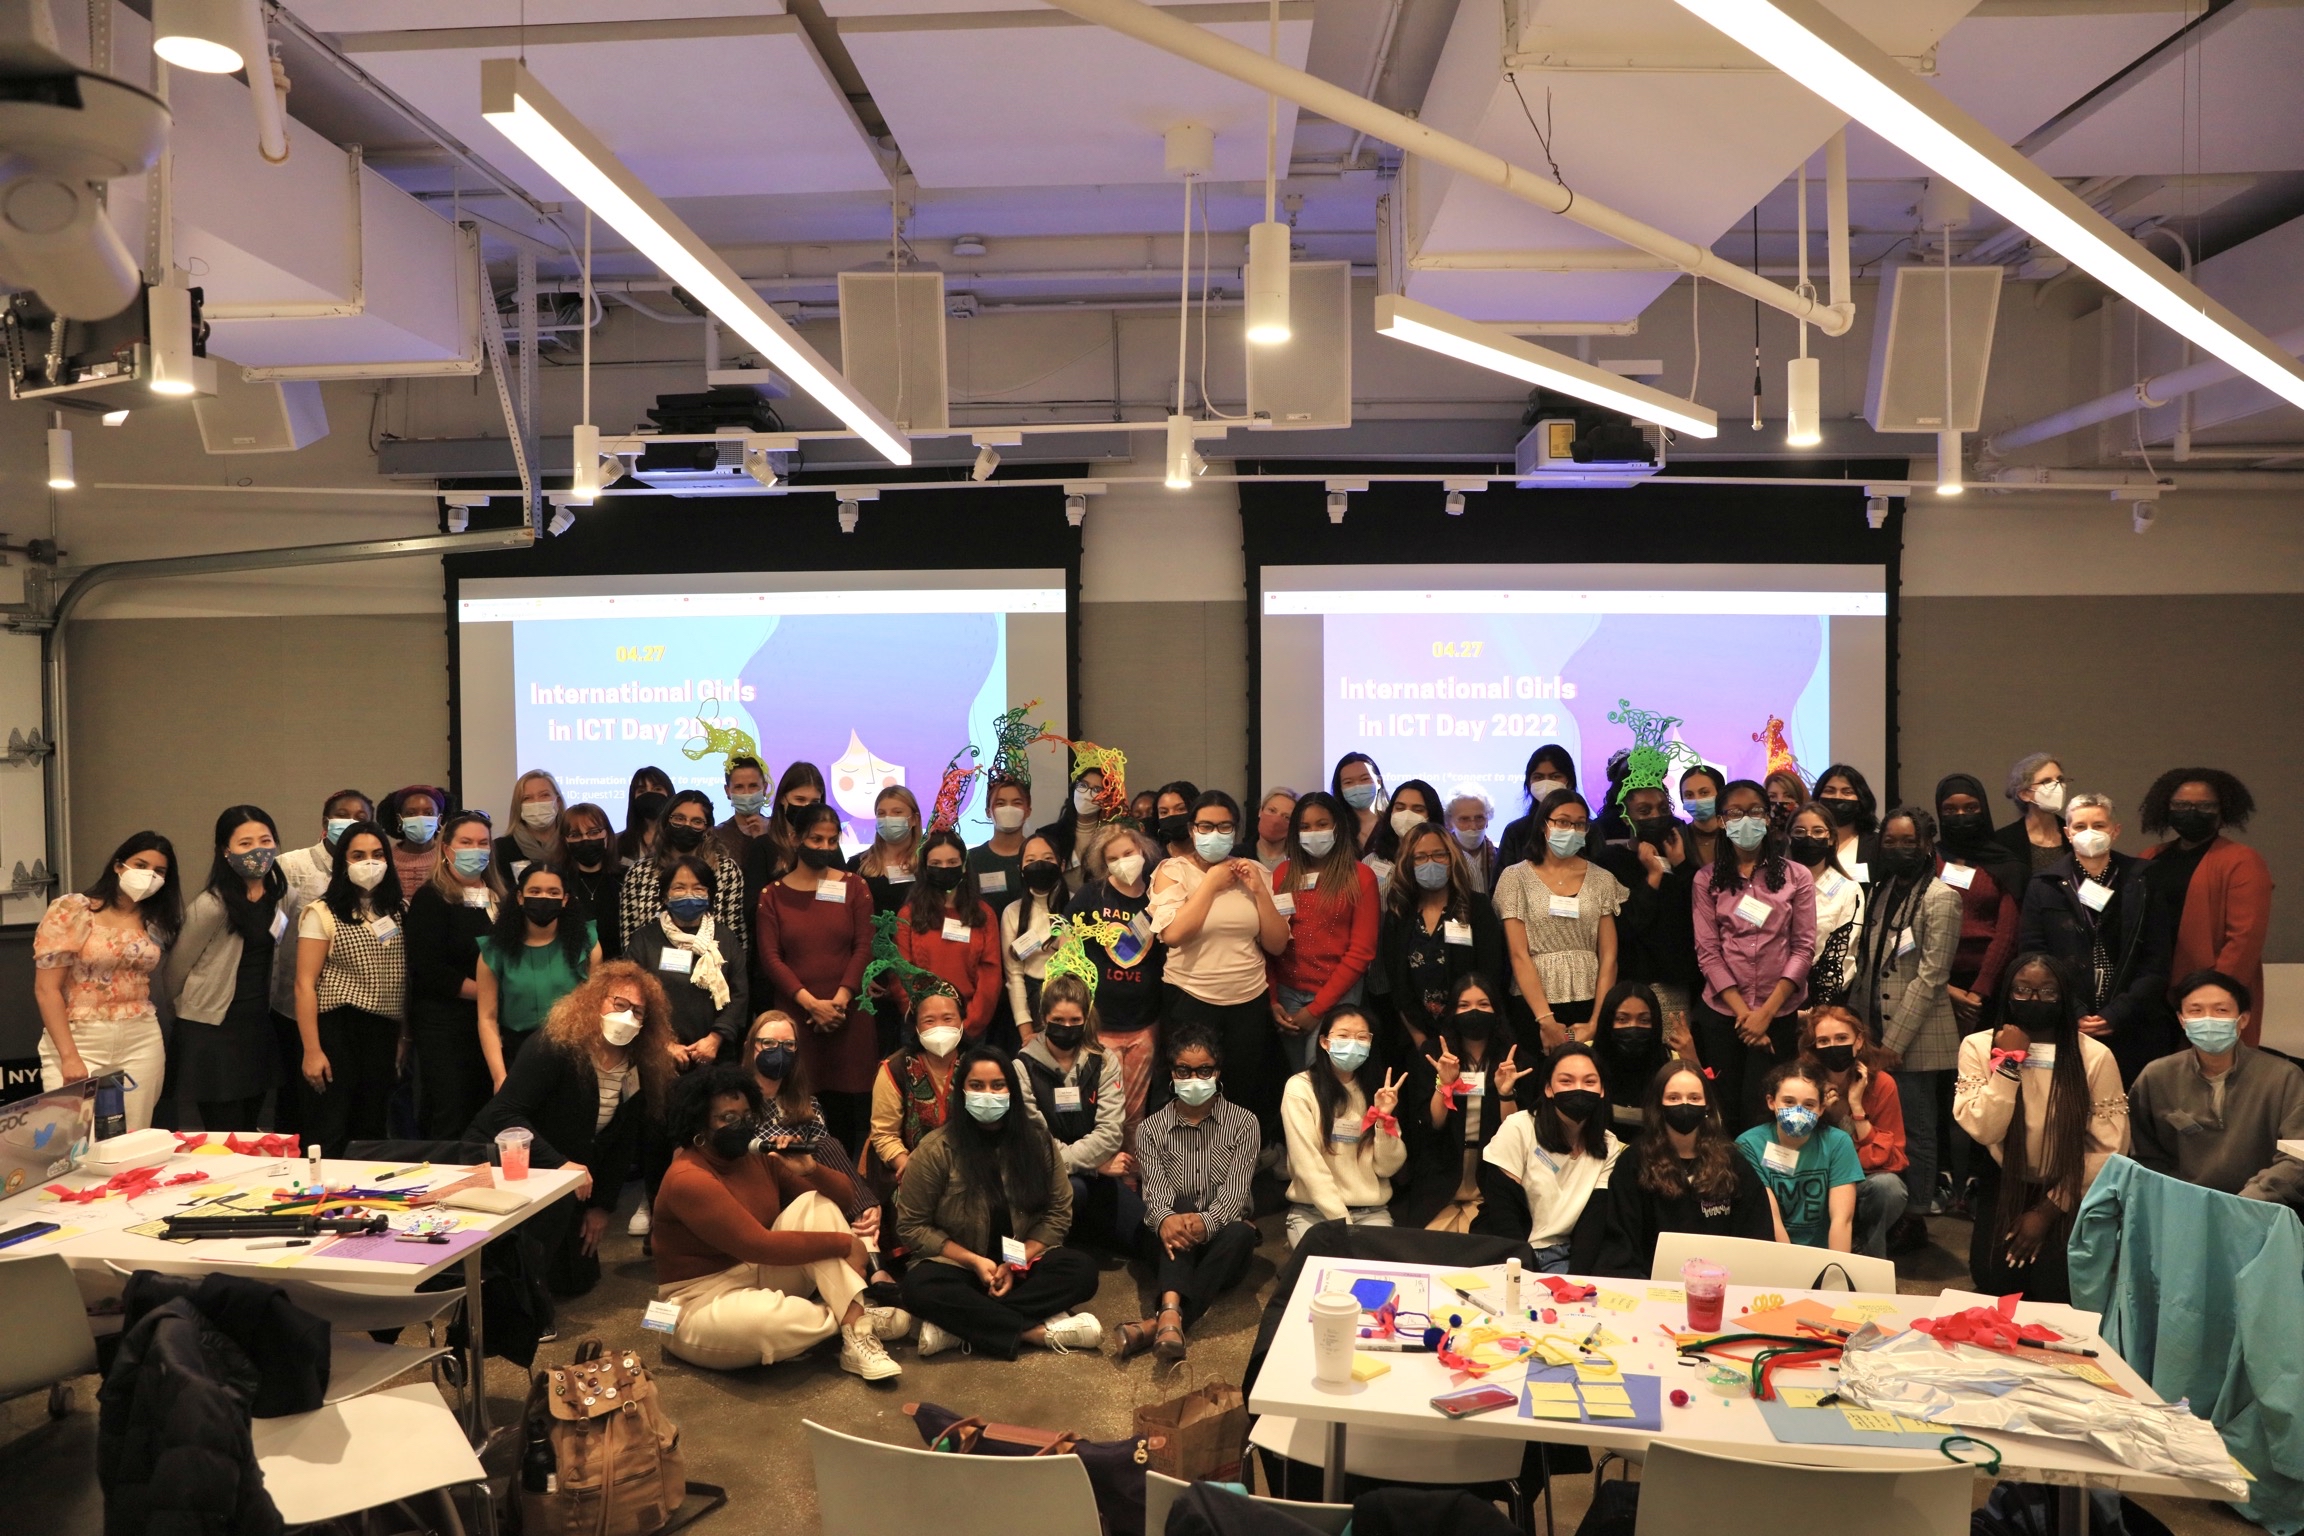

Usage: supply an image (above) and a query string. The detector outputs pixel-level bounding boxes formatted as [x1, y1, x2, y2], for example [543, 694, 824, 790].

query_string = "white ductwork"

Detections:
[1991, 323, 2304, 452]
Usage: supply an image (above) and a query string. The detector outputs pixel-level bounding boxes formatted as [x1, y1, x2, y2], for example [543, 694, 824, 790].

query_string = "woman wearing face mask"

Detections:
[1933, 774, 2027, 1036]
[1593, 1064, 1776, 1278]
[1002, 834, 1067, 1032]
[1675, 764, 1727, 871]
[1251, 788, 1297, 872]
[1800, 1007, 1908, 1257]
[402, 812, 501, 1138]
[1811, 765, 1880, 879]
[1151, 780, 1201, 863]
[1690, 781, 1818, 1130]
[623, 790, 749, 954]
[627, 853, 751, 1242]
[560, 802, 625, 960]
[1737, 1061, 1862, 1250]
[468, 961, 677, 1295]
[1036, 766, 1112, 890]
[1132, 790, 1159, 825]
[271, 791, 370, 1136]
[853, 785, 924, 918]
[1997, 752, 2072, 876]
[1376, 822, 1507, 1057]
[494, 769, 567, 885]
[1271, 791, 1382, 1063]
[1119, 1028, 1261, 1364]
[1953, 953, 2128, 1302]
[293, 823, 405, 1154]
[165, 808, 282, 1132]
[1363, 778, 1441, 890]
[746, 1010, 881, 1249]
[757, 802, 876, 1155]
[1851, 807, 1961, 1223]
[477, 865, 600, 1092]
[1476, 1041, 1622, 1269]
[1280, 1007, 1405, 1246]
[2139, 767, 2271, 1048]
[380, 785, 449, 900]
[1495, 745, 1578, 869]
[868, 988, 969, 1195]
[1445, 789, 1498, 893]
[1787, 803, 1862, 1012]
[1494, 789, 1627, 1051]
[1400, 976, 1527, 1230]
[709, 754, 774, 868]
[897, 828, 1003, 1043]
[969, 777, 1035, 925]
[896, 1049, 1105, 1358]
[1068, 828, 1166, 1139]
[1019, 974, 1133, 1250]
[618, 766, 675, 865]
[1330, 753, 1388, 859]
[751, 761, 830, 888]
[1153, 791, 1292, 1142]
[2017, 793, 2176, 1084]
[1588, 981, 1699, 1137]
[649, 1064, 906, 1380]
[1764, 771, 1808, 833]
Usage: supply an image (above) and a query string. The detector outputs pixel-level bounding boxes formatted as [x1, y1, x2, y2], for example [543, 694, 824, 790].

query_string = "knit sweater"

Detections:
[651, 1146, 855, 1285]
[2128, 1045, 2304, 1205]
[1952, 1030, 2130, 1208]
[1281, 1070, 1405, 1216]
[1269, 859, 1380, 1013]
[756, 876, 876, 1093]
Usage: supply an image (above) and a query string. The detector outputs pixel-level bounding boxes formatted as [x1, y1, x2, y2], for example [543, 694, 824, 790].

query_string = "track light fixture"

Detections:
[838, 498, 861, 534]
[1865, 494, 1889, 529]
[152, 0, 262, 74]
[2132, 501, 2156, 535]
[45, 413, 72, 490]
[1937, 429, 1963, 496]
[547, 503, 576, 537]
[972, 443, 1001, 482]
[1445, 489, 1465, 516]
[1065, 493, 1087, 527]
[742, 438, 782, 491]
[1327, 489, 1348, 524]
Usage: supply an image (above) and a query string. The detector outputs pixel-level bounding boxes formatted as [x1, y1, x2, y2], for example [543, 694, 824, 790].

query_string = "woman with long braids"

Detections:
[1689, 779, 1817, 1128]
[1851, 806, 1961, 1228]
[1953, 952, 2128, 1302]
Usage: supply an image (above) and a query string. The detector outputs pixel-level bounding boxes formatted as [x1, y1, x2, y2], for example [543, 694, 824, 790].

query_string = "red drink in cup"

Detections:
[496, 1127, 533, 1182]
[1683, 1259, 1728, 1332]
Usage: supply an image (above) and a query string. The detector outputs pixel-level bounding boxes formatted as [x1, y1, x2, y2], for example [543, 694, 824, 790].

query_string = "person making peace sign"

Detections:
[1398, 975, 1530, 1229]
[1281, 1005, 1407, 1247]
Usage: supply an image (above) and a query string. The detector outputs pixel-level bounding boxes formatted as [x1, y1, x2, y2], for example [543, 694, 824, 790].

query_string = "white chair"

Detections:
[1147, 1469, 1352, 1535]
[1633, 1440, 1972, 1536]
[0, 1254, 100, 1419]
[322, 1336, 454, 1405]
[252, 1380, 486, 1534]
[1249, 1414, 1541, 1531]
[806, 1418, 1102, 1536]
[1649, 1231, 1896, 1294]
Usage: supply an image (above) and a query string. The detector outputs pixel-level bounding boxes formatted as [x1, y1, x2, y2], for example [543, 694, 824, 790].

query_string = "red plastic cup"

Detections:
[1683, 1258, 1728, 1332]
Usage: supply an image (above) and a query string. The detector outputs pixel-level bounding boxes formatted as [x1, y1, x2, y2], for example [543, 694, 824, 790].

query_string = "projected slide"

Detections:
[458, 576, 1068, 845]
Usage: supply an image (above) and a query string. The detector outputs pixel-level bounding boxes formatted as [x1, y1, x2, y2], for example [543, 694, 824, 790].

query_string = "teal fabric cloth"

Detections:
[1735, 1123, 1863, 1247]
[2069, 1154, 2304, 1535]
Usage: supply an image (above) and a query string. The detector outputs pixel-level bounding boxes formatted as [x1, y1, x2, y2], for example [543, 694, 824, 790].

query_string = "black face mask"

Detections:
[1155, 814, 1189, 847]
[1044, 1023, 1086, 1051]
[663, 822, 706, 852]
[924, 864, 965, 892]
[1021, 862, 1062, 892]
[2168, 806, 2220, 842]
[784, 802, 817, 829]
[1660, 1102, 1709, 1134]
[1613, 1024, 1657, 1055]
[1876, 848, 1927, 881]
[754, 1043, 796, 1080]
[1630, 816, 1674, 848]
[568, 836, 608, 868]
[1814, 1043, 1858, 1074]
[1455, 1007, 1494, 1040]
[633, 791, 670, 824]
[1787, 835, 1833, 866]
[797, 845, 842, 870]
[521, 895, 564, 926]
[1822, 797, 1862, 828]
[2006, 997, 2063, 1034]
[706, 1123, 756, 1160]
[1939, 811, 1988, 843]
[1551, 1088, 1607, 1125]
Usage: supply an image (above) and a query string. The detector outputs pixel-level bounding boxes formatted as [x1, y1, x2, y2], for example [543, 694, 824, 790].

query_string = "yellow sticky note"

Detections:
[1350, 1354, 1392, 1382]
[1579, 1385, 1632, 1406]
[1831, 1308, 1868, 1326]
[1538, 1339, 1581, 1366]
[2058, 1361, 2117, 1389]
[1526, 1382, 1579, 1401]
[1647, 1286, 1685, 1304]
[1841, 1409, 1900, 1433]
[1588, 1327, 1626, 1347]
[1576, 1361, 1621, 1382]
[1845, 1300, 1900, 1320]
[1894, 1416, 1937, 1435]
[1596, 1290, 1639, 1313]
[1527, 1400, 1583, 1420]
[1438, 1272, 1491, 1292]
[1776, 1388, 1832, 1410]
[1586, 1403, 1638, 1419]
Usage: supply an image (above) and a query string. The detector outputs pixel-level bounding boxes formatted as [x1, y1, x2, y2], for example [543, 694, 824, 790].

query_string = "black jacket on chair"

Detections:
[2017, 850, 2177, 1080]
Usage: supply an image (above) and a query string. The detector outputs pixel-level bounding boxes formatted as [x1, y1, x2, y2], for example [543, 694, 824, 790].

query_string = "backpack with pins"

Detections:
[520, 1337, 722, 1535]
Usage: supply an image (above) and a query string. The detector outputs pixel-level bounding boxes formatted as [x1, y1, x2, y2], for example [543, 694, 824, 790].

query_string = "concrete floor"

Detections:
[0, 1203, 2269, 1536]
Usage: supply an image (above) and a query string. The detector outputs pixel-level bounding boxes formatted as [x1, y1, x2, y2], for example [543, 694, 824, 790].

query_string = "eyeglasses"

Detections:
[1171, 1064, 1220, 1079]
[1190, 821, 1234, 836]
[2008, 987, 2060, 1003]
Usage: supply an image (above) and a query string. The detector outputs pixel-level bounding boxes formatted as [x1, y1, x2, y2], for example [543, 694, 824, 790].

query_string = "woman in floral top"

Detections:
[34, 831, 183, 1132]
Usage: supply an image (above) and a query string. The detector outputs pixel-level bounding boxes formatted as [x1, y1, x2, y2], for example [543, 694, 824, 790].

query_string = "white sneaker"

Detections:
[1040, 1312, 1103, 1353]
[917, 1319, 961, 1358]
[626, 1202, 651, 1236]
[840, 1324, 902, 1381]
[865, 1304, 913, 1341]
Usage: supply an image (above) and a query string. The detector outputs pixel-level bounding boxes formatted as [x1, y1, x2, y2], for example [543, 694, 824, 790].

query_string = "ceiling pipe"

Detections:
[1991, 320, 2304, 451]
[1037, 0, 1854, 337]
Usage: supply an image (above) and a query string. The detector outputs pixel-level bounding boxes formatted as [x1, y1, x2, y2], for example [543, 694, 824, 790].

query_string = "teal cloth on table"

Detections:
[2068, 1154, 2304, 1536]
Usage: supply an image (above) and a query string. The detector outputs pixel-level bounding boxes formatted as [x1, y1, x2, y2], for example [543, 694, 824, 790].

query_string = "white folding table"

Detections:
[1249, 1258, 2247, 1525]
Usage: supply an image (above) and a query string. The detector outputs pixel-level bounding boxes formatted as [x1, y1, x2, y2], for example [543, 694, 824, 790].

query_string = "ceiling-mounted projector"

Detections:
[1515, 400, 1667, 490]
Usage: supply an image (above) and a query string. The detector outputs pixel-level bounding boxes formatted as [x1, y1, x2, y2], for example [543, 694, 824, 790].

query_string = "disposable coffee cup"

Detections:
[1310, 1292, 1360, 1384]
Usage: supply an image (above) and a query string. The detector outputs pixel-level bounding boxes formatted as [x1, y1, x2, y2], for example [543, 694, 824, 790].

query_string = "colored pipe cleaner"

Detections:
[1606, 698, 1706, 807]
[858, 910, 958, 1015]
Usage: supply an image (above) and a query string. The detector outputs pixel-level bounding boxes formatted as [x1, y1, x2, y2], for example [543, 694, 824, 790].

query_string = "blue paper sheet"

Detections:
[1755, 1395, 1946, 1449]
[1518, 1365, 1665, 1431]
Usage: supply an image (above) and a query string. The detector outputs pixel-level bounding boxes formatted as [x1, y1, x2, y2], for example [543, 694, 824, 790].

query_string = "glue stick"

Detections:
[1504, 1257, 1523, 1316]
[307, 1143, 323, 1190]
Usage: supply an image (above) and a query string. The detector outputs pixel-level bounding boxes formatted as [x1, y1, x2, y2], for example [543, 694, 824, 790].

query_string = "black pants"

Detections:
[819, 1090, 870, 1160]
[899, 1247, 1102, 1359]
[1152, 1219, 1260, 1327]
[410, 1010, 491, 1141]
[1692, 1001, 1799, 1132]
[1968, 1161, 2073, 1303]
[301, 1006, 400, 1157]
[268, 1010, 304, 1136]
[196, 1096, 267, 1132]
[1165, 987, 1279, 1143]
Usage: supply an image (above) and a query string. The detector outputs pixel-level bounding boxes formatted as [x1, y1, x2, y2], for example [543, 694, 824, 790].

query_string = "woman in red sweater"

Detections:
[1270, 790, 1381, 1070]
[1799, 1007, 1908, 1258]
[652, 1065, 911, 1380]
[2140, 768, 2274, 1046]
[896, 829, 1002, 1039]
[756, 803, 876, 1156]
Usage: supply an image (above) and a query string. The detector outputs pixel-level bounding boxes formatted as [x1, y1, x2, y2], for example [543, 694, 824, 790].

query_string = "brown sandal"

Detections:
[1152, 1307, 1187, 1364]
[1116, 1317, 1161, 1359]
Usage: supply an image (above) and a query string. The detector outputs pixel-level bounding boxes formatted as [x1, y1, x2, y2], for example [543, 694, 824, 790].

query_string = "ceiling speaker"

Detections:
[1246, 260, 1352, 432]
[837, 270, 949, 435]
[193, 370, 329, 453]
[1864, 262, 2002, 434]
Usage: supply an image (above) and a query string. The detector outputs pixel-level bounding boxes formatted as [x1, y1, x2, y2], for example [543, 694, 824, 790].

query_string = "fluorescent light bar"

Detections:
[479, 59, 910, 466]
[1670, 0, 2304, 411]
[1374, 295, 1719, 438]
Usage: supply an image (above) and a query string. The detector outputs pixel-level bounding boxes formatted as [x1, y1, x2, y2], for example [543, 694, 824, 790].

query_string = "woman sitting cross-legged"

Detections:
[1475, 1040, 1623, 1270]
[745, 1010, 886, 1278]
[650, 1064, 911, 1381]
[1593, 1062, 1776, 1278]
[895, 1048, 1105, 1358]
[1118, 1025, 1262, 1364]
[1017, 968, 1136, 1251]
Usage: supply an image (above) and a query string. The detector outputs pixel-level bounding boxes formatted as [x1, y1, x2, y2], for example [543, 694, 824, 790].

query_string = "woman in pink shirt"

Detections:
[1691, 779, 1818, 1130]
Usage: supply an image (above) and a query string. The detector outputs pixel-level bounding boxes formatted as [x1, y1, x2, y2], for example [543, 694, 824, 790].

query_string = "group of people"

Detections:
[27, 739, 2293, 1380]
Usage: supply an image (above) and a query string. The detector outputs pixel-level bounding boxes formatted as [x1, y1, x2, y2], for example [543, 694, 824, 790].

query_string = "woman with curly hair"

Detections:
[468, 958, 679, 1295]
[1594, 1061, 1774, 1277]
[2138, 767, 2272, 1046]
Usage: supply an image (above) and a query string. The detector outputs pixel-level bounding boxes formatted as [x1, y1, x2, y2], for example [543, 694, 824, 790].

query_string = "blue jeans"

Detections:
[1856, 1170, 1909, 1257]
[1278, 981, 1364, 1071]
[1898, 1069, 1953, 1214]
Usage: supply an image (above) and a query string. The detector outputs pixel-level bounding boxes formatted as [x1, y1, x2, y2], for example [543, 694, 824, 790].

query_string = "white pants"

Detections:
[40, 1012, 165, 1132]
[657, 1192, 864, 1371]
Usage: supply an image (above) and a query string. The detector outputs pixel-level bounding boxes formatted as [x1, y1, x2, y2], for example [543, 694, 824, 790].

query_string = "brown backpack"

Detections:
[520, 1338, 699, 1536]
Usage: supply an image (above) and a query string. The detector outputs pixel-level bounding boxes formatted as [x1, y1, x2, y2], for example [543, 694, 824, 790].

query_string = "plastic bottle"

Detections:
[1504, 1256, 1523, 1317]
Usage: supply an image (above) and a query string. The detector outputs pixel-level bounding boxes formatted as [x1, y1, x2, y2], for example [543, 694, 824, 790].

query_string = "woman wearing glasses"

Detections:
[1492, 788, 1626, 1050]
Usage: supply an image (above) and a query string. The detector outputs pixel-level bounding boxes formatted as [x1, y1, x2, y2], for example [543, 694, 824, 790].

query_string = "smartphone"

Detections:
[0, 1219, 61, 1251]
[1431, 1384, 1518, 1419]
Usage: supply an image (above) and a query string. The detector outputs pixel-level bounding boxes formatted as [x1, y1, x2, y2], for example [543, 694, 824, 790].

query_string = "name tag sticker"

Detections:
[1443, 919, 1473, 946]
[1272, 892, 1296, 916]
[1460, 1071, 1486, 1099]
[942, 918, 974, 944]
[1897, 927, 1916, 957]
[368, 917, 399, 943]
[461, 888, 490, 909]
[1364, 860, 1392, 885]
[658, 948, 693, 975]
[1331, 1121, 1363, 1145]
[641, 1299, 681, 1334]
[511, 859, 530, 880]
[1000, 1236, 1029, 1269]
[1941, 863, 1976, 890]
[978, 870, 1008, 894]
[2028, 1042, 2058, 1067]
[1053, 1085, 1083, 1112]
[1848, 861, 1870, 885]
[270, 909, 289, 940]
[1734, 893, 1773, 928]
[1763, 1140, 1801, 1173]
[2078, 879, 2112, 912]
[886, 868, 915, 885]
[1300, 872, 1318, 890]
[1547, 892, 1581, 920]
[815, 877, 847, 903]
[1011, 930, 1045, 960]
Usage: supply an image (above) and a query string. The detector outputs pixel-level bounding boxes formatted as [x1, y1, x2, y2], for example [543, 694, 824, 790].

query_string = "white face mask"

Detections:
[600, 1009, 642, 1047]
[1107, 852, 1144, 886]
[1072, 785, 1099, 815]
[991, 805, 1027, 832]
[116, 866, 163, 901]
[346, 859, 389, 891]
[1528, 777, 1568, 803]
[919, 1025, 963, 1057]
[1453, 825, 1486, 852]
[2032, 780, 2067, 817]
[2070, 827, 2112, 859]
[520, 801, 558, 828]
[1390, 808, 1424, 838]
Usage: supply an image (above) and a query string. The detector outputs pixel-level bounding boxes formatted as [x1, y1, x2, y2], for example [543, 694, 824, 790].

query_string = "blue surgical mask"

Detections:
[1775, 1103, 1819, 1138]
[1172, 1076, 1218, 1107]
[1327, 1037, 1372, 1072]
[876, 815, 912, 845]
[325, 818, 355, 847]
[1546, 827, 1585, 858]
[450, 847, 491, 878]
[666, 894, 711, 923]
[1194, 828, 1234, 862]
[963, 1090, 1011, 1125]
[1299, 829, 1336, 859]
[1683, 796, 1716, 823]
[2183, 1015, 2243, 1054]
[1725, 815, 1770, 850]
[729, 792, 766, 816]
[1413, 860, 1449, 890]
[1340, 782, 1377, 810]
[401, 815, 439, 844]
